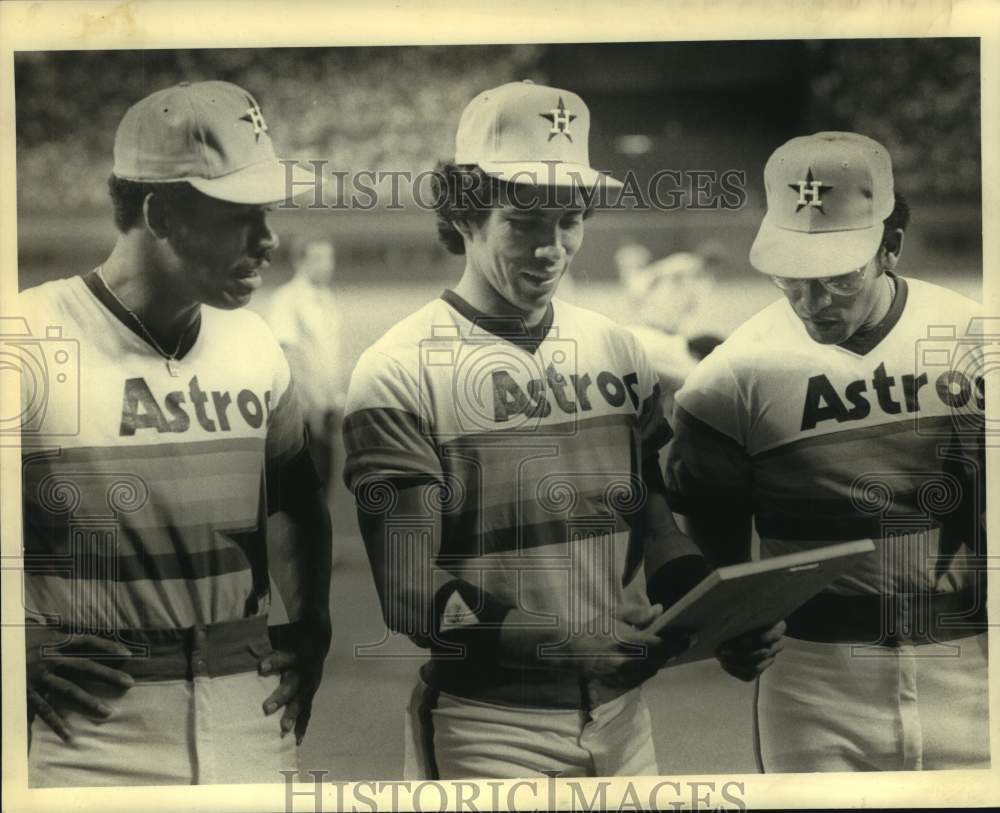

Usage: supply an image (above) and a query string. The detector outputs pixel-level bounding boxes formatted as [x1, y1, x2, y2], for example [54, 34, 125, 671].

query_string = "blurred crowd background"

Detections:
[16, 39, 983, 351]
[15, 39, 983, 362]
[13, 39, 984, 778]
[15, 39, 982, 206]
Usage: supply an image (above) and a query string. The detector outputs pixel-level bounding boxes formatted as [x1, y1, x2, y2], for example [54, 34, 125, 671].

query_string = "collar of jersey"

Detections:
[440, 289, 554, 355]
[835, 271, 907, 356]
[82, 268, 202, 361]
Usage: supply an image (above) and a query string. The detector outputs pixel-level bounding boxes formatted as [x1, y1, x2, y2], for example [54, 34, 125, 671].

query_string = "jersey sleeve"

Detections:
[342, 348, 443, 492]
[623, 329, 673, 458]
[663, 348, 754, 515]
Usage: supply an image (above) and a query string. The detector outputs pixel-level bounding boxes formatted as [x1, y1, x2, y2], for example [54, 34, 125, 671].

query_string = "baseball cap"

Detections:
[455, 80, 622, 189]
[749, 132, 895, 278]
[113, 80, 315, 205]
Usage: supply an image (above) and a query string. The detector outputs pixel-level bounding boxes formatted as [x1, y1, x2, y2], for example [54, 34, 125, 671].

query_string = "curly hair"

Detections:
[107, 175, 199, 233]
[430, 162, 596, 255]
[430, 163, 504, 255]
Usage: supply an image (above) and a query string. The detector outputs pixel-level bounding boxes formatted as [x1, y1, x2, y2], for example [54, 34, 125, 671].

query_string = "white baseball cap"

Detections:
[455, 80, 622, 189]
[113, 80, 316, 205]
[749, 132, 895, 278]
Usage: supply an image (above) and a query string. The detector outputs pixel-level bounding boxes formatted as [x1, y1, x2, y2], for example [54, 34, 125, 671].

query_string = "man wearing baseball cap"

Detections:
[19, 80, 332, 785]
[664, 132, 988, 771]
[342, 80, 778, 778]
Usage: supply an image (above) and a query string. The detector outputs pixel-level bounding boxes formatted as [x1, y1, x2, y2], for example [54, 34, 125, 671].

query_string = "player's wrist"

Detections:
[269, 615, 332, 654]
[647, 554, 712, 610]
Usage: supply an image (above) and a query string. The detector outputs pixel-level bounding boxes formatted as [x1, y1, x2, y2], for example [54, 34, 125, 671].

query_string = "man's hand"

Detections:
[716, 620, 786, 681]
[260, 623, 331, 746]
[567, 606, 666, 687]
[528, 601, 694, 688]
[26, 626, 135, 743]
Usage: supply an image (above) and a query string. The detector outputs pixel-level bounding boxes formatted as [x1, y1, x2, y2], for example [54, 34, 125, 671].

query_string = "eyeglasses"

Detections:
[769, 265, 869, 297]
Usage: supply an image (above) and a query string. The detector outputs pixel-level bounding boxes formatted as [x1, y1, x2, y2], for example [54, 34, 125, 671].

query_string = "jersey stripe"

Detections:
[752, 414, 961, 461]
[24, 436, 264, 461]
[439, 514, 631, 557]
[24, 545, 252, 582]
[26, 571, 258, 630]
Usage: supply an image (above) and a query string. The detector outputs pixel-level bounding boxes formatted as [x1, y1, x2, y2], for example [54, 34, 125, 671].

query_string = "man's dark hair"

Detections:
[881, 192, 910, 247]
[107, 175, 198, 233]
[431, 163, 504, 255]
[430, 161, 595, 256]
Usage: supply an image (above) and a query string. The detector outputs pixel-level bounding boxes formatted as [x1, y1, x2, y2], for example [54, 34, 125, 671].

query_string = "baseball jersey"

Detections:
[665, 275, 985, 596]
[343, 290, 669, 708]
[626, 324, 698, 419]
[18, 274, 307, 631]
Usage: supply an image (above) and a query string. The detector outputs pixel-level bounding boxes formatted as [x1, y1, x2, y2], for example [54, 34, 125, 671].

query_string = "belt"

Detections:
[786, 587, 986, 645]
[421, 658, 636, 711]
[60, 616, 273, 681]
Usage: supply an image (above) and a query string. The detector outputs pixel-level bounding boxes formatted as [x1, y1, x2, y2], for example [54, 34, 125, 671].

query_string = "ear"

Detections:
[142, 191, 171, 240]
[880, 227, 904, 271]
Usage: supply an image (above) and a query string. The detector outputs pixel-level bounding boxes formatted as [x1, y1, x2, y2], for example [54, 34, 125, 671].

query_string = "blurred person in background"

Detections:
[342, 80, 778, 780]
[665, 132, 988, 772]
[618, 249, 722, 419]
[268, 236, 347, 494]
[613, 240, 653, 304]
[18, 80, 332, 786]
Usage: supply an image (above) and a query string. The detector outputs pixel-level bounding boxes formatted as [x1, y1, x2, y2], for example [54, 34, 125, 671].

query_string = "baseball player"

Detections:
[342, 80, 779, 779]
[268, 236, 347, 492]
[19, 81, 332, 786]
[664, 132, 988, 771]
[623, 251, 717, 419]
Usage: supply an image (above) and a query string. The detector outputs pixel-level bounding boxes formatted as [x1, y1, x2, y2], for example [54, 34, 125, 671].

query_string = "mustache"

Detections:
[243, 252, 272, 269]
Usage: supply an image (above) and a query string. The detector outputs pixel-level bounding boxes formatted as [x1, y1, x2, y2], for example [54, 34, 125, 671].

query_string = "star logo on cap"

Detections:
[240, 101, 269, 141]
[540, 97, 577, 142]
[789, 168, 833, 213]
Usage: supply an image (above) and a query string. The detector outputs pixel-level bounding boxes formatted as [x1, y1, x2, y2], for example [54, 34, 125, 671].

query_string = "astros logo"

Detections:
[540, 97, 577, 142]
[789, 167, 833, 213]
[241, 100, 268, 140]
